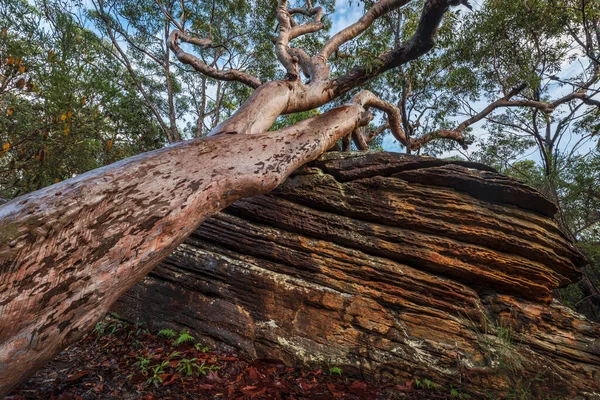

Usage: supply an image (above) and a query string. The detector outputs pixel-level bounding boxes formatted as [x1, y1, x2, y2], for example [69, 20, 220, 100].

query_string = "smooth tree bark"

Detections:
[0, 0, 468, 395]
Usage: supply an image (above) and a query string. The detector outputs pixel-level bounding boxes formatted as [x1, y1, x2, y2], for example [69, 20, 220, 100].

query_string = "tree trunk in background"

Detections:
[114, 152, 598, 399]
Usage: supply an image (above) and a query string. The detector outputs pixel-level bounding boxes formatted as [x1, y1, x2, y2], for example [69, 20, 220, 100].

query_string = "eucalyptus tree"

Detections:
[0, 0, 471, 394]
[0, 0, 164, 199]
[88, 0, 286, 140]
[450, 0, 600, 318]
[458, 0, 599, 176]
[327, 0, 477, 153]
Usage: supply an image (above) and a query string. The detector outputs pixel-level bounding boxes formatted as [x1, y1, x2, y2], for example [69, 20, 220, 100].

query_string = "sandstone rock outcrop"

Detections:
[114, 152, 599, 399]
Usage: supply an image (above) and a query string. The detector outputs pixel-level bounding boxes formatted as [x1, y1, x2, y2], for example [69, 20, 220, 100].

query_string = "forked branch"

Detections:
[276, 0, 325, 78]
[168, 30, 262, 89]
[350, 91, 468, 151]
[335, 0, 471, 95]
[319, 0, 411, 61]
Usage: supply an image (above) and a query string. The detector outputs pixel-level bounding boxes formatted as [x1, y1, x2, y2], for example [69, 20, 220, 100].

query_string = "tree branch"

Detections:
[334, 0, 469, 96]
[95, 0, 175, 142]
[275, 0, 299, 78]
[289, 6, 323, 40]
[275, 1, 324, 79]
[350, 90, 467, 151]
[168, 30, 262, 89]
[319, 0, 410, 61]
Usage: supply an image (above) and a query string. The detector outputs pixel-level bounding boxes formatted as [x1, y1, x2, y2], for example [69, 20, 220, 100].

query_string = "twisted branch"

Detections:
[167, 30, 262, 89]
[319, 0, 411, 61]
[275, 0, 325, 79]
[335, 0, 471, 95]
[350, 91, 468, 151]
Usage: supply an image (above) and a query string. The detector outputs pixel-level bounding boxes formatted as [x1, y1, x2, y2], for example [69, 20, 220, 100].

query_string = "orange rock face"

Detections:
[114, 152, 599, 399]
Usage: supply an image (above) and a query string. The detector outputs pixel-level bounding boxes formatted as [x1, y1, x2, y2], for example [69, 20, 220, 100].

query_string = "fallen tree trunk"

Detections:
[114, 152, 598, 399]
[0, 105, 370, 396]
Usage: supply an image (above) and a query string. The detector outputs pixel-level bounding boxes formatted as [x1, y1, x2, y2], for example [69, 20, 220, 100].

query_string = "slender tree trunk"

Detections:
[165, 22, 180, 142]
[213, 80, 223, 128]
[196, 76, 207, 137]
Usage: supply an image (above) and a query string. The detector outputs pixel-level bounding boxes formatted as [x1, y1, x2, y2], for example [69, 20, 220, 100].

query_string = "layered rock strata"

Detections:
[114, 152, 599, 399]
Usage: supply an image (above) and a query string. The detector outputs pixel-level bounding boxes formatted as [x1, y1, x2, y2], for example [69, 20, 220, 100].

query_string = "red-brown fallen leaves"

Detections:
[7, 316, 462, 399]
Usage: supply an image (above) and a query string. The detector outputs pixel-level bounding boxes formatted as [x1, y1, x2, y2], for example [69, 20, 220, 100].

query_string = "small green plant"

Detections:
[173, 329, 195, 346]
[415, 378, 422, 388]
[157, 328, 176, 339]
[146, 373, 162, 387]
[93, 318, 125, 338]
[128, 323, 149, 339]
[423, 378, 438, 390]
[497, 320, 514, 345]
[194, 343, 210, 352]
[450, 388, 472, 399]
[328, 366, 342, 376]
[146, 360, 170, 387]
[137, 356, 152, 376]
[176, 358, 217, 377]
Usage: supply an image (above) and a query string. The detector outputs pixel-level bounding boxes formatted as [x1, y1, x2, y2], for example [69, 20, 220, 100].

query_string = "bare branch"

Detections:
[456, 82, 527, 130]
[350, 90, 467, 151]
[275, 1, 324, 78]
[168, 30, 262, 89]
[319, 0, 410, 61]
[351, 91, 406, 143]
[334, 0, 469, 96]
[289, 6, 323, 40]
[275, 0, 299, 78]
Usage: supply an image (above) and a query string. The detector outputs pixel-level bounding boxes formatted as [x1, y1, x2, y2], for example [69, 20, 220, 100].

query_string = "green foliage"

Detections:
[157, 329, 176, 339]
[173, 329, 195, 346]
[176, 358, 216, 377]
[270, 109, 321, 131]
[146, 360, 170, 387]
[0, 0, 165, 198]
[194, 343, 210, 352]
[422, 378, 437, 390]
[176, 358, 200, 377]
[136, 356, 152, 376]
[450, 388, 472, 399]
[328, 366, 342, 376]
[93, 318, 126, 338]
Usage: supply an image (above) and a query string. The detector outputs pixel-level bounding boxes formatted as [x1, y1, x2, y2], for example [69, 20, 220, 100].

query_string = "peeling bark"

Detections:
[0, 103, 370, 396]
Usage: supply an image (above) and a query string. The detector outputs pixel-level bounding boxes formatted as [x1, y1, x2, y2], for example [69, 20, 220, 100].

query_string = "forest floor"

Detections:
[7, 315, 466, 400]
